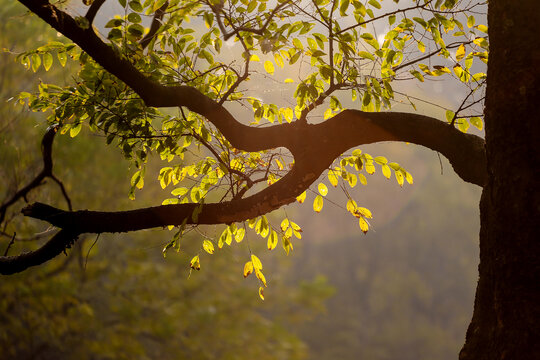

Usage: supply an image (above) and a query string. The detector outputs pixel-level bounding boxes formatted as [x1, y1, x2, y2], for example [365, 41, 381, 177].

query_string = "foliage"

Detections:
[0, 3, 333, 358]
[4, 0, 487, 293]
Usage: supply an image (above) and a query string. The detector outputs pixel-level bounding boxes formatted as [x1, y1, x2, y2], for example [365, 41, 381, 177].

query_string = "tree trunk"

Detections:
[460, 0, 540, 359]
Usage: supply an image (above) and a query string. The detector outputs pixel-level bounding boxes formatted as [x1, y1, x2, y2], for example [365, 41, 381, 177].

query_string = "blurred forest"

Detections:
[0, 1, 480, 359]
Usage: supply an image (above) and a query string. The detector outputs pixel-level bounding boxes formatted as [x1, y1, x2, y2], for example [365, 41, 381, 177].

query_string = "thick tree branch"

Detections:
[4, 0, 486, 275]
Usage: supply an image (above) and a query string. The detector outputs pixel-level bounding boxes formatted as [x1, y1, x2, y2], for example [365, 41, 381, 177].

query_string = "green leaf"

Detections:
[70, 123, 82, 137]
[467, 15, 475, 28]
[367, 0, 381, 9]
[470, 116, 483, 130]
[358, 51, 375, 61]
[42, 53, 53, 71]
[313, 195, 324, 213]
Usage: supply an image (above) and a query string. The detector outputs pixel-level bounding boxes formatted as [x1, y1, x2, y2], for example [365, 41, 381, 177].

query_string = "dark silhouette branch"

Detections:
[85, 0, 106, 25]
[0, 125, 71, 225]
[140, 1, 168, 50]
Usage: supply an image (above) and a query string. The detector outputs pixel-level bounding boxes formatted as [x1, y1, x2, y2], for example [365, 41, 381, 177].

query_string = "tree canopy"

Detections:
[1, 0, 489, 290]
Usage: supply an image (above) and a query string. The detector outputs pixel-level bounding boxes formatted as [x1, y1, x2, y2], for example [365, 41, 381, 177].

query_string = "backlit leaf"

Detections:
[244, 261, 254, 277]
[264, 60, 275, 75]
[318, 182, 328, 196]
[359, 217, 369, 234]
[267, 230, 278, 250]
[313, 195, 324, 213]
[203, 240, 214, 254]
[190, 255, 200, 270]
[251, 254, 263, 270]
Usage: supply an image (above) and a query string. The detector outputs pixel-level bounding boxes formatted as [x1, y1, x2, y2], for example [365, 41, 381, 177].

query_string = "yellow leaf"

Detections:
[313, 195, 324, 213]
[318, 182, 328, 196]
[280, 218, 290, 231]
[190, 255, 200, 270]
[251, 254, 263, 270]
[358, 173, 367, 185]
[235, 227, 245, 243]
[202, 240, 214, 254]
[357, 207, 372, 218]
[328, 169, 339, 187]
[365, 161, 375, 175]
[267, 230, 278, 250]
[395, 170, 404, 187]
[359, 217, 369, 234]
[284, 78, 294, 83]
[346, 199, 357, 214]
[455, 44, 466, 61]
[255, 269, 267, 287]
[348, 174, 357, 187]
[244, 261, 254, 278]
[250, 54, 260, 61]
[405, 171, 413, 184]
[290, 222, 302, 232]
[296, 191, 306, 203]
[264, 60, 275, 75]
[382, 164, 391, 179]
[259, 286, 265, 300]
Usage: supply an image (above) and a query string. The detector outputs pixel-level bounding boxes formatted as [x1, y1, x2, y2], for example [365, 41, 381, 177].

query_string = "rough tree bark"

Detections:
[459, 1, 540, 359]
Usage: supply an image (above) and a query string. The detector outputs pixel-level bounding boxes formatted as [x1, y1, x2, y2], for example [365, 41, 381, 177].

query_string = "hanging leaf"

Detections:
[264, 60, 275, 75]
[313, 195, 324, 213]
[268, 230, 278, 250]
[202, 240, 214, 254]
[259, 286, 265, 300]
[244, 261, 254, 278]
[318, 182, 328, 196]
[235, 227, 245, 243]
[190, 255, 200, 270]
[251, 254, 263, 270]
[328, 169, 339, 187]
[359, 217, 369, 234]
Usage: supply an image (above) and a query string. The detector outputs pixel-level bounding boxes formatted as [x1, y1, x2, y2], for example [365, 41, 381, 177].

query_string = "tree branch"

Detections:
[4, 0, 487, 275]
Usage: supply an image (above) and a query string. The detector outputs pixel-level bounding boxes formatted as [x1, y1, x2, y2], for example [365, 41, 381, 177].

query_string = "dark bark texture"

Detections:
[459, 0, 540, 359]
